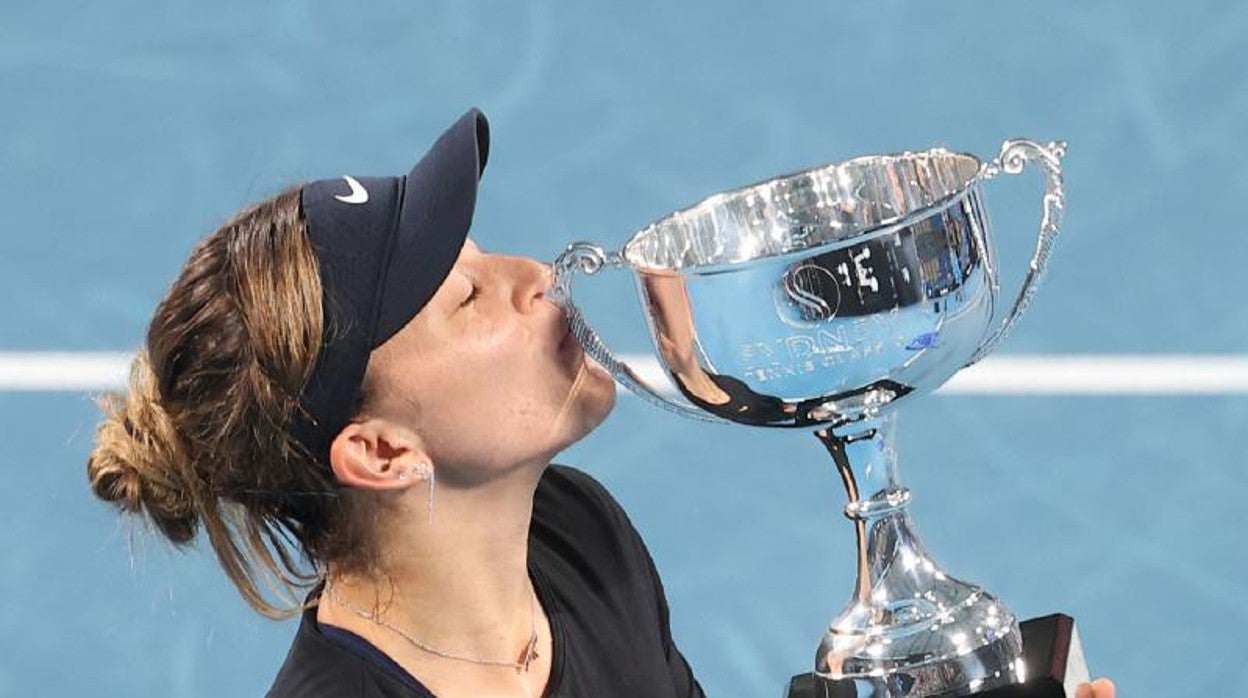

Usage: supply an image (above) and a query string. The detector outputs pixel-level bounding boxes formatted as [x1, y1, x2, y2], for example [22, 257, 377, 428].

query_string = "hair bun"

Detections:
[87, 351, 199, 544]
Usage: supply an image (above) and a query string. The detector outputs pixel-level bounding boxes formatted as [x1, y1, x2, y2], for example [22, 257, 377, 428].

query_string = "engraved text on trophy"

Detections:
[746, 213, 982, 385]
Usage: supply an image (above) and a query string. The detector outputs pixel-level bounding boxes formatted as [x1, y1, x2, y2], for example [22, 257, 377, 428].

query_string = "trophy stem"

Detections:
[811, 415, 1024, 696]
[814, 415, 908, 608]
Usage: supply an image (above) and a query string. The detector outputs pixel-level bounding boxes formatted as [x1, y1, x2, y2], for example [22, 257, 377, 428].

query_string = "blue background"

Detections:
[2, 1, 1245, 695]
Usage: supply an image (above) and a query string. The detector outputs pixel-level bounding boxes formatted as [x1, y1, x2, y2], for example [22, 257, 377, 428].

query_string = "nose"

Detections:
[507, 256, 554, 312]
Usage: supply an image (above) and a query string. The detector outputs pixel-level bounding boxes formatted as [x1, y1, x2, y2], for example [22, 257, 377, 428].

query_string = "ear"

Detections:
[328, 418, 430, 491]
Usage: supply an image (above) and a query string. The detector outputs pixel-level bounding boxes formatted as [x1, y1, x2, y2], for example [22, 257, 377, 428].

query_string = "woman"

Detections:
[86, 109, 1114, 698]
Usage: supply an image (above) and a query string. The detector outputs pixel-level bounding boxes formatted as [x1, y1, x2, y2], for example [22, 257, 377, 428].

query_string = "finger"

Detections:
[1090, 677, 1116, 697]
[1074, 683, 1092, 698]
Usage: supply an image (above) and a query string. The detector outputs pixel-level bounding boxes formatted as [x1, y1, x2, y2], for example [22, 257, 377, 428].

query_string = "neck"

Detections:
[321, 460, 547, 658]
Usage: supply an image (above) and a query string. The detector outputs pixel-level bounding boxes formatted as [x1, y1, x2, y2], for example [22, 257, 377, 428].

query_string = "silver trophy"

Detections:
[551, 139, 1076, 696]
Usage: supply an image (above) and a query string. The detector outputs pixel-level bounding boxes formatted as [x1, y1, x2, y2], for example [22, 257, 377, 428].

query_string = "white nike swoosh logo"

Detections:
[334, 175, 369, 204]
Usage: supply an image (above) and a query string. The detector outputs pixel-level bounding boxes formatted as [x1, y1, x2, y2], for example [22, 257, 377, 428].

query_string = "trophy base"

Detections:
[787, 614, 1088, 697]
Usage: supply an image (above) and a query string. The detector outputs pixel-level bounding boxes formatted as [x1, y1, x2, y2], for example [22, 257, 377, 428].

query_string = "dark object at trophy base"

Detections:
[786, 614, 1089, 697]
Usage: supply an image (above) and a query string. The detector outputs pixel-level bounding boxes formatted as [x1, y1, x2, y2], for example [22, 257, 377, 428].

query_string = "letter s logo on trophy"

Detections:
[550, 139, 1084, 696]
[778, 264, 842, 328]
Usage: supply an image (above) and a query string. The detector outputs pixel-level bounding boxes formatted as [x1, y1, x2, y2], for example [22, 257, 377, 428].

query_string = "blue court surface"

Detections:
[3, 2, 1246, 696]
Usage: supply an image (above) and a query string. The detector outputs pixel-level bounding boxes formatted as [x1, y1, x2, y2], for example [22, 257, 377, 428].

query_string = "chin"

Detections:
[559, 370, 616, 446]
[586, 380, 617, 430]
[585, 361, 617, 415]
[576, 380, 616, 435]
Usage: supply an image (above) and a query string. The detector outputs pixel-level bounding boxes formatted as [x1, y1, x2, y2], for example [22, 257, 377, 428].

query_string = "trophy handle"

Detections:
[966, 138, 1067, 366]
[550, 242, 728, 423]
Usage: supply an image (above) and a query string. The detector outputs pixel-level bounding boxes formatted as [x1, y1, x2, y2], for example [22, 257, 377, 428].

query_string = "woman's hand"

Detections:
[1075, 678, 1115, 698]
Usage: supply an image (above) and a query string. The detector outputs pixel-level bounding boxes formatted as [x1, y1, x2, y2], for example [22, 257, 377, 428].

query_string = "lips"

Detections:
[555, 315, 584, 367]
[558, 322, 577, 353]
[546, 296, 583, 365]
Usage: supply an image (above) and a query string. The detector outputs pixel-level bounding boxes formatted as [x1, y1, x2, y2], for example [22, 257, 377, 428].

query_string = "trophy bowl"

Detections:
[551, 139, 1068, 696]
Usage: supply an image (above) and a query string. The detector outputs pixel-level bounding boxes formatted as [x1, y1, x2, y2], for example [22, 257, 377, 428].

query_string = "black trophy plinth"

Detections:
[786, 614, 1088, 697]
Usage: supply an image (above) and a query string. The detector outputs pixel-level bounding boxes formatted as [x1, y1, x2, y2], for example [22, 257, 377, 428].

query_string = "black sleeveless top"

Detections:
[266, 465, 705, 697]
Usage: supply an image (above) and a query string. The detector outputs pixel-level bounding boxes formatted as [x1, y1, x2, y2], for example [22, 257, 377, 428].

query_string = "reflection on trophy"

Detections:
[551, 139, 1085, 696]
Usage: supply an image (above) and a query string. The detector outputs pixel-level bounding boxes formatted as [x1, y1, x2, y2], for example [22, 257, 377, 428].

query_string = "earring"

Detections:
[412, 462, 435, 524]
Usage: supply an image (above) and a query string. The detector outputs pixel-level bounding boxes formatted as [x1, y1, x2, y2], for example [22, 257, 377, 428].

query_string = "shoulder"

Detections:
[532, 464, 652, 579]
[535, 464, 635, 533]
[267, 604, 426, 698]
[538, 464, 622, 506]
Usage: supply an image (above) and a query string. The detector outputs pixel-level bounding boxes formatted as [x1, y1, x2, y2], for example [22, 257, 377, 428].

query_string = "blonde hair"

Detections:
[87, 187, 378, 618]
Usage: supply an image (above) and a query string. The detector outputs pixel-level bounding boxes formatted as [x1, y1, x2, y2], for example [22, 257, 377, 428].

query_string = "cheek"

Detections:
[411, 321, 615, 464]
[469, 344, 606, 437]
[441, 332, 559, 417]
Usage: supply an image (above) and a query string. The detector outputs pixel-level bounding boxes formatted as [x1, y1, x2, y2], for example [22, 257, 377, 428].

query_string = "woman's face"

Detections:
[363, 239, 616, 484]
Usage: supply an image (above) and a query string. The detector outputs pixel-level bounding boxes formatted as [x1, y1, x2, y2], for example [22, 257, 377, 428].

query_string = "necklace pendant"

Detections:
[521, 644, 539, 672]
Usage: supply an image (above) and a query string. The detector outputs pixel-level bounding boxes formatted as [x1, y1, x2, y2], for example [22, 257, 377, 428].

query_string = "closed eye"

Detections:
[460, 285, 479, 307]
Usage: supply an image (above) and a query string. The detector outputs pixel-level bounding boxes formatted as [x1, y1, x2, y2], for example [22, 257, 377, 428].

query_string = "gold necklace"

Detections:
[323, 582, 540, 674]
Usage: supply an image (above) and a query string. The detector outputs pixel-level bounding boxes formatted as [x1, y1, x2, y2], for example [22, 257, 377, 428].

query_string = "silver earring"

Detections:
[413, 462, 435, 524]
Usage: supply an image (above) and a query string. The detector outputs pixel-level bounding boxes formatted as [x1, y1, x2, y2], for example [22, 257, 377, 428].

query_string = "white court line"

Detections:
[629, 354, 1248, 396]
[0, 352, 138, 392]
[2, 352, 1247, 395]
